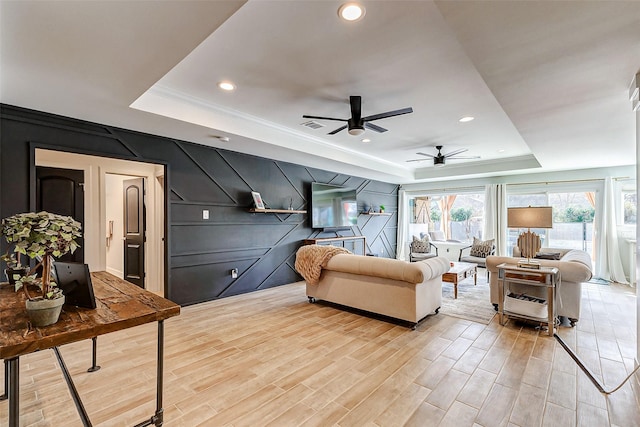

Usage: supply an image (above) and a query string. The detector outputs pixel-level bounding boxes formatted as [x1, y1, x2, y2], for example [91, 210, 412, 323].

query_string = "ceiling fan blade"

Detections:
[448, 155, 481, 160]
[406, 158, 429, 163]
[350, 96, 362, 123]
[328, 124, 348, 135]
[302, 115, 346, 122]
[443, 148, 468, 157]
[362, 107, 413, 122]
[416, 152, 436, 158]
[364, 122, 388, 133]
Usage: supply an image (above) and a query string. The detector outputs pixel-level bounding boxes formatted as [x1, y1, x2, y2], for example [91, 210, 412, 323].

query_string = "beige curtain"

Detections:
[438, 195, 457, 239]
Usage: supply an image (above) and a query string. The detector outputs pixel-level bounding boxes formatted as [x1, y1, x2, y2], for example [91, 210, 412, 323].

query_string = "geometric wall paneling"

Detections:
[1, 104, 398, 306]
[170, 257, 259, 305]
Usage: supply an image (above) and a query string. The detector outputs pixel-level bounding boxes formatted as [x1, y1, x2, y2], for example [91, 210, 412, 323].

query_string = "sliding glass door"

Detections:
[507, 190, 595, 258]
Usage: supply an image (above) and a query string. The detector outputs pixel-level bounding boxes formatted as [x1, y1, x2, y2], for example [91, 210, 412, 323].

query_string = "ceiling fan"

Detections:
[303, 95, 413, 136]
[406, 145, 480, 167]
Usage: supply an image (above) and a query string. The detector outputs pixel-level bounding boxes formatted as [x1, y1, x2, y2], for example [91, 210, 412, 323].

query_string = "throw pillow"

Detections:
[411, 235, 431, 253]
[469, 237, 494, 258]
[535, 252, 561, 260]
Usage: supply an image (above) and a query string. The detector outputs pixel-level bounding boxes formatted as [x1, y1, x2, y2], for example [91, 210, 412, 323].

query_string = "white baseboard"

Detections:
[106, 267, 123, 279]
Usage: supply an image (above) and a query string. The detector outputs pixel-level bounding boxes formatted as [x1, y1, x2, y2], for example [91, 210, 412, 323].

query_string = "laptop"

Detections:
[52, 262, 97, 309]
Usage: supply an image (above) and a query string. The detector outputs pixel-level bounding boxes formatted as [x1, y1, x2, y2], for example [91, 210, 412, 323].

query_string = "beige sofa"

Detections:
[486, 248, 593, 326]
[305, 254, 450, 328]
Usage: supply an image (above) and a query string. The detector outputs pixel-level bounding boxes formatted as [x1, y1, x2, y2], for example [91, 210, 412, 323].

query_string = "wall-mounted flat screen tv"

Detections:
[311, 182, 358, 229]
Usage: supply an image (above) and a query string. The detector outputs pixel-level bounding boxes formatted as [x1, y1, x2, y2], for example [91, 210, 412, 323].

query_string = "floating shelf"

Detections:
[361, 212, 391, 216]
[248, 208, 307, 214]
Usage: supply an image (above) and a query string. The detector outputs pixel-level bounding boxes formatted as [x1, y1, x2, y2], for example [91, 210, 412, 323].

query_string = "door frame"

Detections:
[28, 142, 170, 297]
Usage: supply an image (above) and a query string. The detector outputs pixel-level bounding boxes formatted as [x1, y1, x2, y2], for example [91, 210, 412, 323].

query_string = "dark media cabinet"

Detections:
[303, 236, 367, 256]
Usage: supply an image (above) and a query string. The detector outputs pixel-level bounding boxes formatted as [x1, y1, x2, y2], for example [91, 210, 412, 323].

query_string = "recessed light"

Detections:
[361, 138, 371, 143]
[338, 3, 366, 22]
[459, 116, 474, 123]
[498, 149, 505, 153]
[217, 81, 236, 91]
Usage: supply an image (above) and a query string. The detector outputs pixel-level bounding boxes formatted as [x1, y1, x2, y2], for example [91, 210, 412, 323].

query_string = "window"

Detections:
[409, 192, 485, 243]
[507, 191, 595, 256]
[623, 190, 636, 225]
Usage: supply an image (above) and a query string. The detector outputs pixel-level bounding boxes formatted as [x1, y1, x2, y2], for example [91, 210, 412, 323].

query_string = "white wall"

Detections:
[636, 104, 640, 363]
[104, 173, 127, 278]
[34, 149, 165, 295]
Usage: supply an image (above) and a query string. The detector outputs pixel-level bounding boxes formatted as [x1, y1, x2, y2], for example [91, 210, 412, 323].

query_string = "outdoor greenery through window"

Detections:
[507, 192, 595, 257]
[409, 193, 485, 243]
[623, 190, 636, 225]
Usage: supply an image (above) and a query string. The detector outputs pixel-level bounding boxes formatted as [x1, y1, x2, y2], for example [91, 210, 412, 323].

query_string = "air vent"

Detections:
[301, 120, 325, 130]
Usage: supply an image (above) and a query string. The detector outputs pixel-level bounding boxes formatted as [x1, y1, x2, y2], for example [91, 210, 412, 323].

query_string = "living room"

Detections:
[1, 1, 639, 426]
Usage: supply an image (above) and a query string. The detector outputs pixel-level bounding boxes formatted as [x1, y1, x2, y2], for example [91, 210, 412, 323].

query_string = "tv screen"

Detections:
[311, 183, 358, 229]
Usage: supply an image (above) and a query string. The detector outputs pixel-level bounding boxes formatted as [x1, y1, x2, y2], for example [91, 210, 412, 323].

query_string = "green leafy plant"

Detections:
[1, 211, 82, 300]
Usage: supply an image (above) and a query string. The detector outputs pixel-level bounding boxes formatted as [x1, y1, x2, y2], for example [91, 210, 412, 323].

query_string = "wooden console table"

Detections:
[0, 271, 180, 427]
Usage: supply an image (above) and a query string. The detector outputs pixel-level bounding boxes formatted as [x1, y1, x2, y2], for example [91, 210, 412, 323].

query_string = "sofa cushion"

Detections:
[469, 237, 494, 258]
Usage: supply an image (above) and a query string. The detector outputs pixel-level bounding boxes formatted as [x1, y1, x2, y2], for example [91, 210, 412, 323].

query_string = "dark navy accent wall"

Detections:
[0, 104, 398, 305]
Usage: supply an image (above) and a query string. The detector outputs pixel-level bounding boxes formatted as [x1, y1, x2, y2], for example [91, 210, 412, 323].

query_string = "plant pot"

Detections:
[25, 294, 65, 327]
[4, 268, 29, 285]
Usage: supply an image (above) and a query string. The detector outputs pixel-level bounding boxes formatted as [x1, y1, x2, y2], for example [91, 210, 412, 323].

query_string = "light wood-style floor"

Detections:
[1, 279, 638, 426]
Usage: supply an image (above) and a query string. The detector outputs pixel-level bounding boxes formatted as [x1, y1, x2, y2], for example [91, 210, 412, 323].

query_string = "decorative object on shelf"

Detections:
[507, 206, 553, 269]
[251, 191, 265, 209]
[1, 211, 82, 326]
[379, 205, 385, 213]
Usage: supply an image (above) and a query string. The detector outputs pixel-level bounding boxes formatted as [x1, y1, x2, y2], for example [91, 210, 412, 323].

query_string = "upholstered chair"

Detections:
[458, 237, 495, 269]
[409, 236, 439, 262]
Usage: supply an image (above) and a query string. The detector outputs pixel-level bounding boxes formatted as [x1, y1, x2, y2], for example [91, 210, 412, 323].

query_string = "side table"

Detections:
[497, 263, 560, 336]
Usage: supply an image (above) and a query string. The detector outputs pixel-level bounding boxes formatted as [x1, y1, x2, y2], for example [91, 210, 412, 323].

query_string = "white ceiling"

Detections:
[1, 1, 639, 184]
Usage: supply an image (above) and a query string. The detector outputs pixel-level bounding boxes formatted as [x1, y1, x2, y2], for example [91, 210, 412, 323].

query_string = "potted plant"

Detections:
[1, 211, 82, 327]
[379, 205, 385, 213]
[1, 251, 29, 285]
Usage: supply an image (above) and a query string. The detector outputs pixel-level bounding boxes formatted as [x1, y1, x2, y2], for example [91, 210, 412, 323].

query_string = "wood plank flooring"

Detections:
[0, 279, 638, 426]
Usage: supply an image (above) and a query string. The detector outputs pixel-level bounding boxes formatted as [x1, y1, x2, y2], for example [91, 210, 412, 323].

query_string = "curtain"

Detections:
[585, 192, 597, 262]
[484, 184, 507, 256]
[438, 195, 457, 240]
[594, 178, 627, 283]
[396, 189, 410, 260]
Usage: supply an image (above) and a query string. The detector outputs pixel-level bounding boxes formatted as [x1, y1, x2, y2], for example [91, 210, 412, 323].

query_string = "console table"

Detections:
[497, 263, 559, 336]
[304, 235, 367, 255]
[0, 271, 180, 427]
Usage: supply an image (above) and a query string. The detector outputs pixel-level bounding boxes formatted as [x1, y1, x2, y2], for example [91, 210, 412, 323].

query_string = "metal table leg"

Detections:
[7, 357, 19, 427]
[87, 337, 101, 372]
[133, 320, 165, 427]
[0, 359, 8, 400]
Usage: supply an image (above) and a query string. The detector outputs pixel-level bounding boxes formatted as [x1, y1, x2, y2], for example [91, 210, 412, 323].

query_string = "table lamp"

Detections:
[507, 206, 553, 269]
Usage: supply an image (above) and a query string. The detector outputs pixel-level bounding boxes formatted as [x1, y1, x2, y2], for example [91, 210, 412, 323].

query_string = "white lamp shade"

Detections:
[507, 206, 553, 229]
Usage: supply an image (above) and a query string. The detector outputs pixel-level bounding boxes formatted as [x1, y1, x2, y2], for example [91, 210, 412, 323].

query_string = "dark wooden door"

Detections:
[123, 177, 145, 288]
[36, 166, 84, 263]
